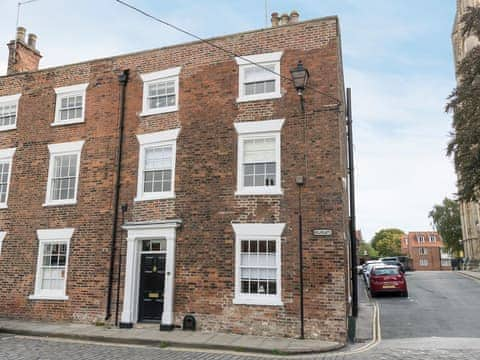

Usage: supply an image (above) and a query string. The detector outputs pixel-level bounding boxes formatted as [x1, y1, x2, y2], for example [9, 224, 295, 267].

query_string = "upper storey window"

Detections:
[44, 141, 85, 206]
[53, 83, 88, 126]
[135, 129, 180, 201]
[140, 67, 181, 116]
[0, 148, 15, 208]
[0, 94, 21, 131]
[235, 52, 282, 103]
[234, 119, 284, 196]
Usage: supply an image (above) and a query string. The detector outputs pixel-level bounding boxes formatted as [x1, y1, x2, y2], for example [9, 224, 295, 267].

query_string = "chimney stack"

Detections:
[280, 13, 290, 25]
[16, 26, 26, 42]
[7, 27, 42, 75]
[271, 10, 300, 27]
[28, 33, 37, 50]
[271, 12, 280, 27]
[289, 10, 299, 23]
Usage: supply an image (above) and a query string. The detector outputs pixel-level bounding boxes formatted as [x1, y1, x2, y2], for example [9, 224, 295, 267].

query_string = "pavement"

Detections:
[0, 284, 375, 358]
[4, 271, 480, 359]
[459, 270, 480, 281]
[0, 318, 343, 356]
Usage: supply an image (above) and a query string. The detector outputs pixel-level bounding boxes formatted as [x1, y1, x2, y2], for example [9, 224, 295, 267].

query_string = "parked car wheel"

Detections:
[401, 290, 408, 297]
[370, 290, 376, 298]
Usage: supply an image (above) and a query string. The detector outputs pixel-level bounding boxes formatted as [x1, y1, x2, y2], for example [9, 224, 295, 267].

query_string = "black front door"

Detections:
[138, 253, 166, 322]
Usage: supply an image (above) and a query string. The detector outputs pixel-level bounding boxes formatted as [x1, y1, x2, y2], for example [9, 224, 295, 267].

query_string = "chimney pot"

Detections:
[290, 10, 300, 23]
[16, 27, 26, 42]
[280, 13, 290, 26]
[271, 12, 280, 27]
[28, 33, 37, 49]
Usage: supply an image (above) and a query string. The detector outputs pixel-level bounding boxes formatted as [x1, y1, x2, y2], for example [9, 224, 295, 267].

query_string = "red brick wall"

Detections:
[0, 17, 349, 341]
[7, 41, 41, 75]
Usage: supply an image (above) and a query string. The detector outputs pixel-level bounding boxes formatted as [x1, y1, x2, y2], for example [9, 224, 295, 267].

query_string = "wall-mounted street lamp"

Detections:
[290, 61, 310, 96]
[290, 60, 309, 340]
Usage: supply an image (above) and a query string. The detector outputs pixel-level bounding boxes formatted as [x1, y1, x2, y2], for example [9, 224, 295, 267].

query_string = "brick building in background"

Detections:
[0, 12, 352, 342]
[401, 232, 451, 271]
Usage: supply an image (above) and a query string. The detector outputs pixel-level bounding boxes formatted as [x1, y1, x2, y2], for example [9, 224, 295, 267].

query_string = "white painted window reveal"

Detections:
[44, 141, 84, 206]
[232, 223, 285, 306]
[0, 231, 5, 255]
[0, 93, 21, 131]
[135, 129, 180, 201]
[236, 52, 282, 102]
[0, 147, 16, 209]
[140, 67, 181, 116]
[234, 119, 284, 196]
[29, 228, 74, 300]
[53, 83, 88, 126]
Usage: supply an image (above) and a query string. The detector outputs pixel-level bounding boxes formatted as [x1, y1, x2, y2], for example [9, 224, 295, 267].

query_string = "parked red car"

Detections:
[369, 265, 408, 297]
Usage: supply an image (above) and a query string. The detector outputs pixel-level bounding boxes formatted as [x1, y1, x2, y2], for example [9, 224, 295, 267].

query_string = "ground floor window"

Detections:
[240, 239, 277, 295]
[29, 228, 74, 300]
[232, 223, 285, 306]
[419, 258, 428, 266]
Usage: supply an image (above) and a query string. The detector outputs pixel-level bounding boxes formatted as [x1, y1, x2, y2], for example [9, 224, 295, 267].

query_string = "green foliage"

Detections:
[358, 241, 378, 258]
[371, 229, 404, 257]
[447, 7, 480, 201]
[429, 198, 463, 255]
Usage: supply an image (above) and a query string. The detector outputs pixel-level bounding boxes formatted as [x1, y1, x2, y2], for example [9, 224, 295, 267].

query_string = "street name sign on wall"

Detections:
[313, 229, 332, 236]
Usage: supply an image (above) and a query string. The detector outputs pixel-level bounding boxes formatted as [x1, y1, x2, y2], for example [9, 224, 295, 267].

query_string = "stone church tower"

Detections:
[452, 0, 480, 269]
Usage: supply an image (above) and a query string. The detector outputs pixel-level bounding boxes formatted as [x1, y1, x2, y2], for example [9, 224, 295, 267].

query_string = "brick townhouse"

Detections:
[0, 12, 352, 341]
[401, 232, 451, 271]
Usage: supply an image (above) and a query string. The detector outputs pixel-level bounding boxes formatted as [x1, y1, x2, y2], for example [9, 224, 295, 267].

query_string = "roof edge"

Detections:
[0, 15, 339, 79]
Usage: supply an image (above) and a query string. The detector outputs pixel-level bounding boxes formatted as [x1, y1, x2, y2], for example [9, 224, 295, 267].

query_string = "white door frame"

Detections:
[120, 221, 181, 329]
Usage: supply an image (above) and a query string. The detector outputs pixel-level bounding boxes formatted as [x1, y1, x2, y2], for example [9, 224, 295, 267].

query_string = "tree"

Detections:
[358, 241, 378, 258]
[429, 198, 463, 256]
[447, 7, 480, 201]
[371, 229, 404, 257]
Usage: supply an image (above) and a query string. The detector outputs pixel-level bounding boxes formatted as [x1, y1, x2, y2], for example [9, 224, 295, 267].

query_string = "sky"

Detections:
[0, 0, 458, 241]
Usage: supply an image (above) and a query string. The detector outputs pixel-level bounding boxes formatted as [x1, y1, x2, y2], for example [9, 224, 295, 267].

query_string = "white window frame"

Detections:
[140, 67, 181, 116]
[29, 228, 74, 301]
[0, 231, 5, 255]
[0, 147, 16, 209]
[232, 223, 285, 306]
[44, 140, 84, 207]
[419, 247, 428, 255]
[419, 258, 428, 267]
[429, 235, 436, 242]
[417, 235, 425, 243]
[53, 83, 88, 126]
[235, 52, 282, 103]
[0, 93, 21, 131]
[135, 128, 180, 201]
[234, 119, 284, 196]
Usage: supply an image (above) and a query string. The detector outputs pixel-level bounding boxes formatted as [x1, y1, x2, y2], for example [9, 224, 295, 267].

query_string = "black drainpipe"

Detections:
[106, 69, 129, 321]
[346, 88, 358, 318]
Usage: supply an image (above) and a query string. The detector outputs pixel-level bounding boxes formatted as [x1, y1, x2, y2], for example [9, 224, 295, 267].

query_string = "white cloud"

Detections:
[348, 68, 457, 240]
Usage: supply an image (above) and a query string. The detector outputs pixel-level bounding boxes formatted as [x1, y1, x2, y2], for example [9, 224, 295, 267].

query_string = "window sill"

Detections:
[134, 193, 175, 202]
[28, 294, 69, 301]
[235, 188, 283, 196]
[51, 119, 85, 126]
[0, 204, 7, 209]
[0, 125, 16, 132]
[236, 93, 282, 103]
[43, 200, 78, 207]
[139, 107, 178, 117]
[233, 296, 283, 306]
